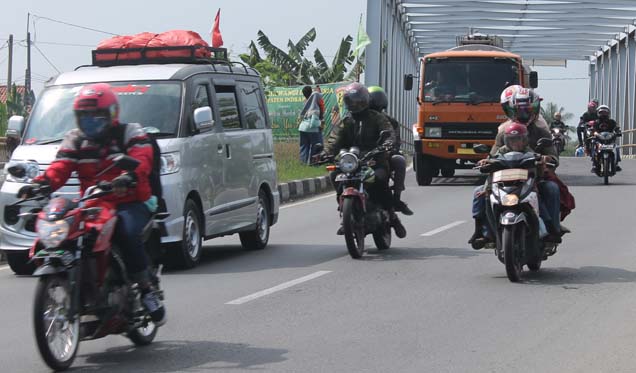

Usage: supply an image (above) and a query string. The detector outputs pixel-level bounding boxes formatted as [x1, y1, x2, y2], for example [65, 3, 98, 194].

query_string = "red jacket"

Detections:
[35, 123, 153, 204]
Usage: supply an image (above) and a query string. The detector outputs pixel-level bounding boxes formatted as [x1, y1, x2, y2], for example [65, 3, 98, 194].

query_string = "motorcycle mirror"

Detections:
[7, 163, 27, 178]
[535, 137, 552, 151]
[378, 130, 392, 145]
[113, 155, 140, 171]
[473, 144, 491, 154]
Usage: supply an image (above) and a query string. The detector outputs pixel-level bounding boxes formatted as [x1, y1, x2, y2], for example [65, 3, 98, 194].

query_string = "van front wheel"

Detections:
[240, 191, 271, 250]
[169, 199, 203, 269]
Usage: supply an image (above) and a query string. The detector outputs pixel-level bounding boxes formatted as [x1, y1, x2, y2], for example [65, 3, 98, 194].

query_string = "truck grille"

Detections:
[426, 122, 500, 140]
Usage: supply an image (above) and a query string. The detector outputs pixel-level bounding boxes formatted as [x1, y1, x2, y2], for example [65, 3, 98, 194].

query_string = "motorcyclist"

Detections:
[550, 112, 567, 132]
[590, 104, 622, 173]
[470, 88, 565, 249]
[322, 82, 407, 238]
[577, 99, 599, 149]
[18, 83, 166, 325]
[367, 85, 413, 216]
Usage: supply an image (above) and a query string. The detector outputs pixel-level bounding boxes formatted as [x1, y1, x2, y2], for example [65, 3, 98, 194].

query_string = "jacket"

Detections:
[35, 123, 153, 204]
[592, 118, 620, 134]
[492, 115, 559, 168]
[382, 113, 402, 151]
[324, 109, 395, 158]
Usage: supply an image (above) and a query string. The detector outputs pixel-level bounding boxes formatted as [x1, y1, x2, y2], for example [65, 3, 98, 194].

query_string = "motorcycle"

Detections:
[551, 127, 566, 154]
[7, 155, 168, 371]
[474, 140, 558, 282]
[323, 132, 394, 259]
[590, 131, 619, 185]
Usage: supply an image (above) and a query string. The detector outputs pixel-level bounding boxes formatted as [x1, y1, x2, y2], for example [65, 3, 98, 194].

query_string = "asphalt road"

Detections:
[1, 158, 636, 372]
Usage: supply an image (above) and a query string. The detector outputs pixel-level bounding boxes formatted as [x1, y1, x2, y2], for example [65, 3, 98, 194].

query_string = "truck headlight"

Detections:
[160, 152, 181, 175]
[425, 127, 442, 138]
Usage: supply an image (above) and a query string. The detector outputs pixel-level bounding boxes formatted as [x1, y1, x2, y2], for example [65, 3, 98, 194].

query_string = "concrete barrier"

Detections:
[277, 175, 333, 203]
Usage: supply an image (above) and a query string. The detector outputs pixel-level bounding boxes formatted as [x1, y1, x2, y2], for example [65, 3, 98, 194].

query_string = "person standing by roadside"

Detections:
[298, 86, 322, 164]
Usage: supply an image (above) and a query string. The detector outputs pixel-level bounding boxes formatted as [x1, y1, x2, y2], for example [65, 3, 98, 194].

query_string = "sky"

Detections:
[0, 0, 592, 125]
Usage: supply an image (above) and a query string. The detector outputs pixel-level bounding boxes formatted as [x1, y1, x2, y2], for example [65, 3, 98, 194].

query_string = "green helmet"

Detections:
[368, 86, 388, 111]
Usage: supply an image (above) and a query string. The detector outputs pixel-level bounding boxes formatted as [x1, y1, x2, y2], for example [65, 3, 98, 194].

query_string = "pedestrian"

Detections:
[298, 85, 322, 164]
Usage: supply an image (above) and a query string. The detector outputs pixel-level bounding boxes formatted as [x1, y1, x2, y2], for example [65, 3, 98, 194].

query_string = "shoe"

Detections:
[394, 200, 414, 216]
[142, 290, 166, 327]
[616, 165, 622, 172]
[560, 224, 571, 235]
[337, 226, 344, 235]
[391, 216, 407, 238]
[469, 236, 487, 250]
[543, 234, 562, 244]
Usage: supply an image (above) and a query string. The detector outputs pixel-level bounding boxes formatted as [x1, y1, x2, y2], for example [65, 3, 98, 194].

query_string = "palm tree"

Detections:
[312, 36, 355, 83]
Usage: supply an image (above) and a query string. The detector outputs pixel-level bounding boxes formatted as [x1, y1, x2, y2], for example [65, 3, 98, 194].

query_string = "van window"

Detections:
[192, 85, 210, 112]
[238, 82, 266, 129]
[215, 86, 242, 130]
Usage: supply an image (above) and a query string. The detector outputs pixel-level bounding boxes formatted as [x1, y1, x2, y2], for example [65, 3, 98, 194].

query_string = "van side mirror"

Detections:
[193, 106, 214, 133]
[473, 144, 491, 154]
[529, 71, 538, 88]
[404, 74, 414, 91]
[6, 115, 25, 140]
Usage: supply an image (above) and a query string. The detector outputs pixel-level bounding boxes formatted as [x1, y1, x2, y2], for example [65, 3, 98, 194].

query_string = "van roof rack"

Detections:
[91, 46, 228, 67]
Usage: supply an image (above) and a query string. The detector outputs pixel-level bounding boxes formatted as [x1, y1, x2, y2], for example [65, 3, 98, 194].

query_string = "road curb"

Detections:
[278, 175, 333, 204]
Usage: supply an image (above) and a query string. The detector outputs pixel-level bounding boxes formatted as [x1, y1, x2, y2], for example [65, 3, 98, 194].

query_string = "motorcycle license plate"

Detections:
[493, 169, 528, 183]
[600, 144, 614, 150]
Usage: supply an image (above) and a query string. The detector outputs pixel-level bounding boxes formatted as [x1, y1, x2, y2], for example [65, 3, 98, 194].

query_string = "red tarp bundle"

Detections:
[95, 30, 211, 62]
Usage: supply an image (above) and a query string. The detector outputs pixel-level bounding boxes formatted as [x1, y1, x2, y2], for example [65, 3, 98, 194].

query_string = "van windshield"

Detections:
[422, 58, 519, 104]
[23, 82, 182, 144]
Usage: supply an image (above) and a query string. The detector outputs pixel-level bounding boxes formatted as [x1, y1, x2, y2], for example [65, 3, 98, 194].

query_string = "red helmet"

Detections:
[503, 122, 529, 152]
[73, 83, 119, 141]
[587, 100, 598, 113]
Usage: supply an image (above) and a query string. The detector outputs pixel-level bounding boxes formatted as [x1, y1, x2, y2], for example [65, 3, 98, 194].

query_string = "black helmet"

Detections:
[368, 86, 388, 111]
[342, 82, 370, 113]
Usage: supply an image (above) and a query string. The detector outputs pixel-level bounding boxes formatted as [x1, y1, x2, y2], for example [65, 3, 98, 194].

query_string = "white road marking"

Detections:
[0, 265, 10, 271]
[420, 220, 466, 237]
[226, 270, 332, 305]
[280, 193, 336, 209]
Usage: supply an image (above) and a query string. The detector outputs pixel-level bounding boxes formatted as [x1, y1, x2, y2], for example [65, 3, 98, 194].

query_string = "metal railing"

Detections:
[619, 128, 636, 149]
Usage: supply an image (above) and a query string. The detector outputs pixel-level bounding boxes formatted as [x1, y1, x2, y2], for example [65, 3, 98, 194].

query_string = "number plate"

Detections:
[493, 169, 528, 182]
[599, 144, 615, 150]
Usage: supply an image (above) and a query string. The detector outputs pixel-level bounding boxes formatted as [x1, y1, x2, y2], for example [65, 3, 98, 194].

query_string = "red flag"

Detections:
[211, 9, 224, 48]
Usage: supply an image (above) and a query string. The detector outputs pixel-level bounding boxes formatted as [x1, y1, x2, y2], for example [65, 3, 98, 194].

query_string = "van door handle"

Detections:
[225, 144, 231, 159]
[217, 144, 223, 154]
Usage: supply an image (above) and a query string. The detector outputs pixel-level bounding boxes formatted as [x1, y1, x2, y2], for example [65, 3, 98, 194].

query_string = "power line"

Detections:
[31, 14, 118, 36]
[30, 40, 95, 48]
[32, 42, 61, 73]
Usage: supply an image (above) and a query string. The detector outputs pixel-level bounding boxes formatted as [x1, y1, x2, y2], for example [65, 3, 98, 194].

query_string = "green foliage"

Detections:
[542, 101, 575, 137]
[241, 28, 358, 86]
[0, 103, 7, 135]
[274, 141, 327, 182]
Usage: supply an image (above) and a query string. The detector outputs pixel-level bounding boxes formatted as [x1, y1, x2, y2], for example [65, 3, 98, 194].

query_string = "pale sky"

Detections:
[1, 0, 591, 124]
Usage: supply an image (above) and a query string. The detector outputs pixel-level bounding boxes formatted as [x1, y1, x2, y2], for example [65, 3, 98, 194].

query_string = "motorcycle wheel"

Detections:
[33, 275, 80, 371]
[372, 223, 392, 251]
[342, 198, 365, 259]
[128, 321, 158, 346]
[603, 157, 610, 185]
[502, 224, 524, 283]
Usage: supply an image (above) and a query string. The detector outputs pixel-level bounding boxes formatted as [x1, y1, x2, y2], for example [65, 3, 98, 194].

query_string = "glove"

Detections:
[112, 172, 137, 196]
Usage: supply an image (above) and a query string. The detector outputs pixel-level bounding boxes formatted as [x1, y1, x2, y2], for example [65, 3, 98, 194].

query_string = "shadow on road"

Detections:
[165, 244, 346, 276]
[361, 246, 484, 262]
[524, 266, 636, 286]
[73, 340, 288, 372]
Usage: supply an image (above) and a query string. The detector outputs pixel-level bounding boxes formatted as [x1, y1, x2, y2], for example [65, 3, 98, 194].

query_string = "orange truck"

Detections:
[409, 34, 537, 185]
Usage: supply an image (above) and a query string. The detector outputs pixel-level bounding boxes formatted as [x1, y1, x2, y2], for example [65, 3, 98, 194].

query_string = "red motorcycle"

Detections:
[7, 155, 167, 371]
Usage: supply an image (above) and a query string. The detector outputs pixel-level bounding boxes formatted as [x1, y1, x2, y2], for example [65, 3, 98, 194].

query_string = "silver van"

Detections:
[1, 49, 279, 274]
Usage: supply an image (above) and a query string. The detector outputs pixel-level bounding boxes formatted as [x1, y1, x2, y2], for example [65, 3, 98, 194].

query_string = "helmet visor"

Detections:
[514, 105, 533, 124]
[77, 113, 110, 140]
[504, 135, 527, 152]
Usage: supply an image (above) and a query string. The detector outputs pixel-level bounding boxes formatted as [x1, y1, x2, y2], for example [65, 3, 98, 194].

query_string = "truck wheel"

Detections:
[415, 154, 437, 186]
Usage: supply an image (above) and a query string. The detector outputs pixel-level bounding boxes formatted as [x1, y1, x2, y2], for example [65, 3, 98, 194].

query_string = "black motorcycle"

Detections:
[474, 140, 559, 282]
[590, 131, 619, 185]
[551, 127, 567, 154]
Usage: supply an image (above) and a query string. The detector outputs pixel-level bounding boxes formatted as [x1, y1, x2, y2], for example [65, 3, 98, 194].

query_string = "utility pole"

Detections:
[25, 13, 32, 109]
[6, 35, 12, 95]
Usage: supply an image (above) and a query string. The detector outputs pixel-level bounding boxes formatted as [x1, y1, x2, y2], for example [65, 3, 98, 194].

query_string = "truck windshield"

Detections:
[422, 58, 519, 104]
[23, 82, 182, 144]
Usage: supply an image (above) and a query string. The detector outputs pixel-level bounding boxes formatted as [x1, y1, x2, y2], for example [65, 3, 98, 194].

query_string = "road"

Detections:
[1, 158, 635, 372]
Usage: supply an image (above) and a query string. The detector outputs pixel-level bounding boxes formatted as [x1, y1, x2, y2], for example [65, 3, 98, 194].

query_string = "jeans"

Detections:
[299, 131, 321, 164]
[114, 202, 151, 276]
[390, 154, 407, 192]
[472, 180, 561, 234]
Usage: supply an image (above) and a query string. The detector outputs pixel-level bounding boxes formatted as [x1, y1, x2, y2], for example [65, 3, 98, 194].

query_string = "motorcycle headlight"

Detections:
[4, 161, 40, 183]
[339, 153, 358, 173]
[425, 127, 442, 138]
[553, 129, 560, 134]
[502, 194, 519, 206]
[160, 152, 181, 175]
[36, 219, 70, 249]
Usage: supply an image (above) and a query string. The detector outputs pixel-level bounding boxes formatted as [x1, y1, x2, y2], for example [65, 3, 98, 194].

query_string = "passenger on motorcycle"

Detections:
[367, 85, 413, 216]
[322, 82, 407, 238]
[550, 112, 567, 132]
[577, 99, 599, 148]
[590, 105, 622, 173]
[18, 83, 166, 325]
[470, 88, 565, 249]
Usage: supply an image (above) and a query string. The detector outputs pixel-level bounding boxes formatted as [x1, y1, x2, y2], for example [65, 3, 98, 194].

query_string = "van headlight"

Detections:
[4, 161, 40, 183]
[160, 152, 181, 175]
[425, 127, 442, 138]
[37, 219, 70, 248]
[339, 153, 358, 173]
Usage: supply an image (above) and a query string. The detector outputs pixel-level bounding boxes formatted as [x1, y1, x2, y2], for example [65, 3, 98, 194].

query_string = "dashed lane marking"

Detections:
[226, 270, 332, 305]
[420, 221, 466, 237]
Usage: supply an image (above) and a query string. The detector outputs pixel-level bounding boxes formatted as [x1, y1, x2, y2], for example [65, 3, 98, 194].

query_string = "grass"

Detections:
[274, 140, 328, 183]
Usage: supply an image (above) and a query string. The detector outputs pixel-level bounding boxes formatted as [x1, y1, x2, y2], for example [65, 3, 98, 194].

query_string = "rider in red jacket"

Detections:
[20, 83, 165, 324]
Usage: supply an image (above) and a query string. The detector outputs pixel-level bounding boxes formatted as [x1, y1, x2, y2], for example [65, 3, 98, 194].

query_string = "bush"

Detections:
[274, 140, 327, 183]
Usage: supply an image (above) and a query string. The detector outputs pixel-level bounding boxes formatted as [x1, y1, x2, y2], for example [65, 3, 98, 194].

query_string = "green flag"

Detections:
[353, 14, 371, 57]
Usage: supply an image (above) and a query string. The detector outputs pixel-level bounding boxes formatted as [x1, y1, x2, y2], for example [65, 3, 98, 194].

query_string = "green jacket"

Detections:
[324, 109, 395, 157]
